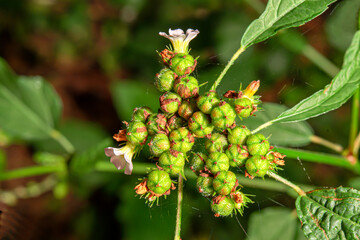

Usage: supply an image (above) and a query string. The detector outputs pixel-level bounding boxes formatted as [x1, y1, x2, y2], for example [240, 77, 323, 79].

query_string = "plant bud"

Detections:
[196, 91, 220, 114]
[211, 101, 236, 129]
[159, 92, 181, 114]
[146, 113, 168, 135]
[174, 76, 199, 99]
[227, 125, 251, 145]
[234, 98, 254, 118]
[146, 170, 172, 195]
[206, 152, 230, 174]
[159, 150, 185, 175]
[188, 111, 214, 138]
[213, 171, 237, 195]
[243, 80, 260, 98]
[189, 152, 207, 173]
[225, 144, 249, 167]
[132, 107, 153, 122]
[155, 68, 177, 92]
[211, 196, 234, 217]
[196, 175, 214, 197]
[167, 115, 186, 130]
[245, 155, 270, 178]
[126, 121, 148, 145]
[169, 127, 195, 153]
[170, 53, 197, 76]
[246, 133, 270, 156]
[178, 99, 197, 120]
[148, 133, 170, 157]
[205, 133, 228, 153]
[231, 190, 252, 214]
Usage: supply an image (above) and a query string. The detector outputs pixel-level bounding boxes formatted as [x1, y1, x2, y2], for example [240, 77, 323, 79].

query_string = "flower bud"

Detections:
[227, 125, 251, 145]
[148, 133, 170, 157]
[245, 155, 270, 178]
[169, 127, 195, 153]
[234, 98, 254, 118]
[246, 133, 270, 156]
[211, 101, 236, 129]
[170, 53, 197, 76]
[146, 170, 172, 195]
[243, 80, 260, 98]
[126, 121, 148, 145]
[159, 150, 185, 175]
[189, 152, 207, 174]
[178, 99, 197, 120]
[132, 106, 153, 122]
[197, 175, 214, 197]
[211, 196, 234, 217]
[231, 191, 252, 215]
[160, 92, 181, 114]
[196, 91, 220, 114]
[146, 113, 167, 135]
[155, 68, 177, 92]
[167, 115, 186, 130]
[206, 152, 230, 174]
[205, 133, 228, 153]
[174, 76, 199, 99]
[188, 111, 214, 138]
[225, 144, 249, 167]
[213, 171, 237, 195]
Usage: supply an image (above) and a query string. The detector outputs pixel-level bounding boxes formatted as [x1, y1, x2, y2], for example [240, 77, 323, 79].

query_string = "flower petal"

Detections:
[124, 160, 133, 175]
[104, 147, 117, 157]
[110, 155, 126, 170]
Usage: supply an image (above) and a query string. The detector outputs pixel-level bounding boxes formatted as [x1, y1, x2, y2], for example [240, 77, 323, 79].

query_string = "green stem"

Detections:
[349, 88, 359, 152]
[267, 171, 306, 196]
[50, 130, 75, 154]
[210, 46, 246, 91]
[353, 132, 360, 156]
[174, 175, 183, 240]
[310, 135, 343, 153]
[251, 121, 273, 134]
[0, 165, 61, 181]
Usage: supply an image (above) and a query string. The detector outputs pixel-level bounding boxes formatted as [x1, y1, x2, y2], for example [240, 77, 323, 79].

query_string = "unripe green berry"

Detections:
[132, 107, 153, 122]
[169, 127, 195, 153]
[227, 125, 251, 145]
[211, 196, 234, 217]
[189, 152, 207, 173]
[188, 111, 214, 138]
[211, 101, 236, 129]
[231, 191, 252, 213]
[197, 175, 214, 197]
[174, 76, 199, 99]
[206, 152, 230, 174]
[147, 170, 172, 195]
[234, 97, 254, 118]
[167, 115, 186, 131]
[205, 133, 228, 153]
[159, 150, 185, 175]
[148, 133, 170, 157]
[245, 155, 270, 178]
[126, 121, 148, 145]
[213, 171, 237, 195]
[225, 144, 249, 167]
[159, 92, 181, 114]
[178, 100, 197, 120]
[246, 133, 270, 156]
[170, 53, 196, 76]
[155, 68, 177, 92]
[146, 113, 167, 135]
[196, 91, 220, 114]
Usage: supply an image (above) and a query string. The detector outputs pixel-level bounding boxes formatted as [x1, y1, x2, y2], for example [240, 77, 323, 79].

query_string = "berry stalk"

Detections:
[174, 175, 184, 240]
[267, 171, 306, 196]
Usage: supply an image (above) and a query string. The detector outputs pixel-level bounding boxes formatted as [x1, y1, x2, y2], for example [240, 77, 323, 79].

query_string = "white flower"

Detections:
[104, 142, 136, 175]
[159, 28, 199, 53]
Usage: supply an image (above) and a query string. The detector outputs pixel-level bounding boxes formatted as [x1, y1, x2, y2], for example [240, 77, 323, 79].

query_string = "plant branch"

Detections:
[50, 130, 75, 154]
[251, 121, 273, 134]
[267, 171, 306, 196]
[174, 175, 183, 240]
[353, 132, 360, 156]
[310, 135, 343, 153]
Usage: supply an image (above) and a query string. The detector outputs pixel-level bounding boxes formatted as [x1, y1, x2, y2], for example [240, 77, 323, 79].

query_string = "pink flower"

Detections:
[159, 28, 199, 53]
[104, 142, 136, 175]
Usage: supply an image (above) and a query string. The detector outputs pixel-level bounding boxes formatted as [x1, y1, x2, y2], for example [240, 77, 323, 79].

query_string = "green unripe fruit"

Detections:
[159, 92, 181, 114]
[211, 196, 234, 217]
[178, 100, 197, 120]
[213, 171, 237, 195]
[169, 127, 195, 153]
[196, 91, 220, 114]
[196, 175, 214, 197]
[211, 101, 236, 129]
[155, 68, 177, 92]
[174, 76, 199, 99]
[206, 152, 230, 174]
[231, 191, 252, 213]
[227, 125, 251, 145]
[146, 113, 167, 135]
[126, 121, 148, 145]
[132, 107, 153, 122]
[147, 170, 172, 195]
[225, 144, 249, 167]
[205, 133, 228, 153]
[234, 97, 254, 118]
[245, 155, 270, 178]
[167, 115, 186, 130]
[189, 152, 207, 173]
[247, 133, 270, 156]
[170, 53, 196, 76]
[148, 134, 170, 157]
[159, 150, 185, 175]
[188, 111, 214, 138]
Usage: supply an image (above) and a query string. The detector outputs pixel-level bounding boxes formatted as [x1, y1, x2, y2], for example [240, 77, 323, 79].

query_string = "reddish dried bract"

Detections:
[245, 170, 255, 179]
[113, 130, 127, 142]
[212, 195, 226, 204]
[231, 191, 243, 204]
[160, 49, 175, 65]
[134, 180, 148, 195]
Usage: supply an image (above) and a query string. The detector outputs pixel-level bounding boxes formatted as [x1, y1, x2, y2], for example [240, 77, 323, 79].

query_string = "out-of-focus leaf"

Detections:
[0, 58, 62, 140]
[33, 152, 65, 166]
[111, 80, 159, 120]
[296, 187, 360, 239]
[273, 31, 360, 123]
[247, 207, 306, 240]
[0, 149, 6, 172]
[242, 103, 313, 147]
[241, 0, 337, 48]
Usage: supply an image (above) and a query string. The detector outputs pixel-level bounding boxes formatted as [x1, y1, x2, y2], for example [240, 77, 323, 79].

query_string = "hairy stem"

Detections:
[251, 121, 273, 134]
[50, 130, 75, 154]
[310, 135, 343, 153]
[174, 175, 184, 240]
[349, 88, 359, 152]
[210, 46, 246, 91]
[267, 171, 306, 196]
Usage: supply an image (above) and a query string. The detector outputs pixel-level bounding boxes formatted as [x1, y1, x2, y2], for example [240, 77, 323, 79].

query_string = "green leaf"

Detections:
[241, 0, 337, 48]
[296, 187, 360, 239]
[110, 80, 159, 121]
[273, 31, 360, 123]
[0, 58, 62, 140]
[242, 103, 313, 147]
[247, 207, 306, 240]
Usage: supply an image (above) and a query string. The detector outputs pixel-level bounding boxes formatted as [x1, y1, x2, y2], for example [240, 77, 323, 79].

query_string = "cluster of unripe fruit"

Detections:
[109, 29, 285, 217]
